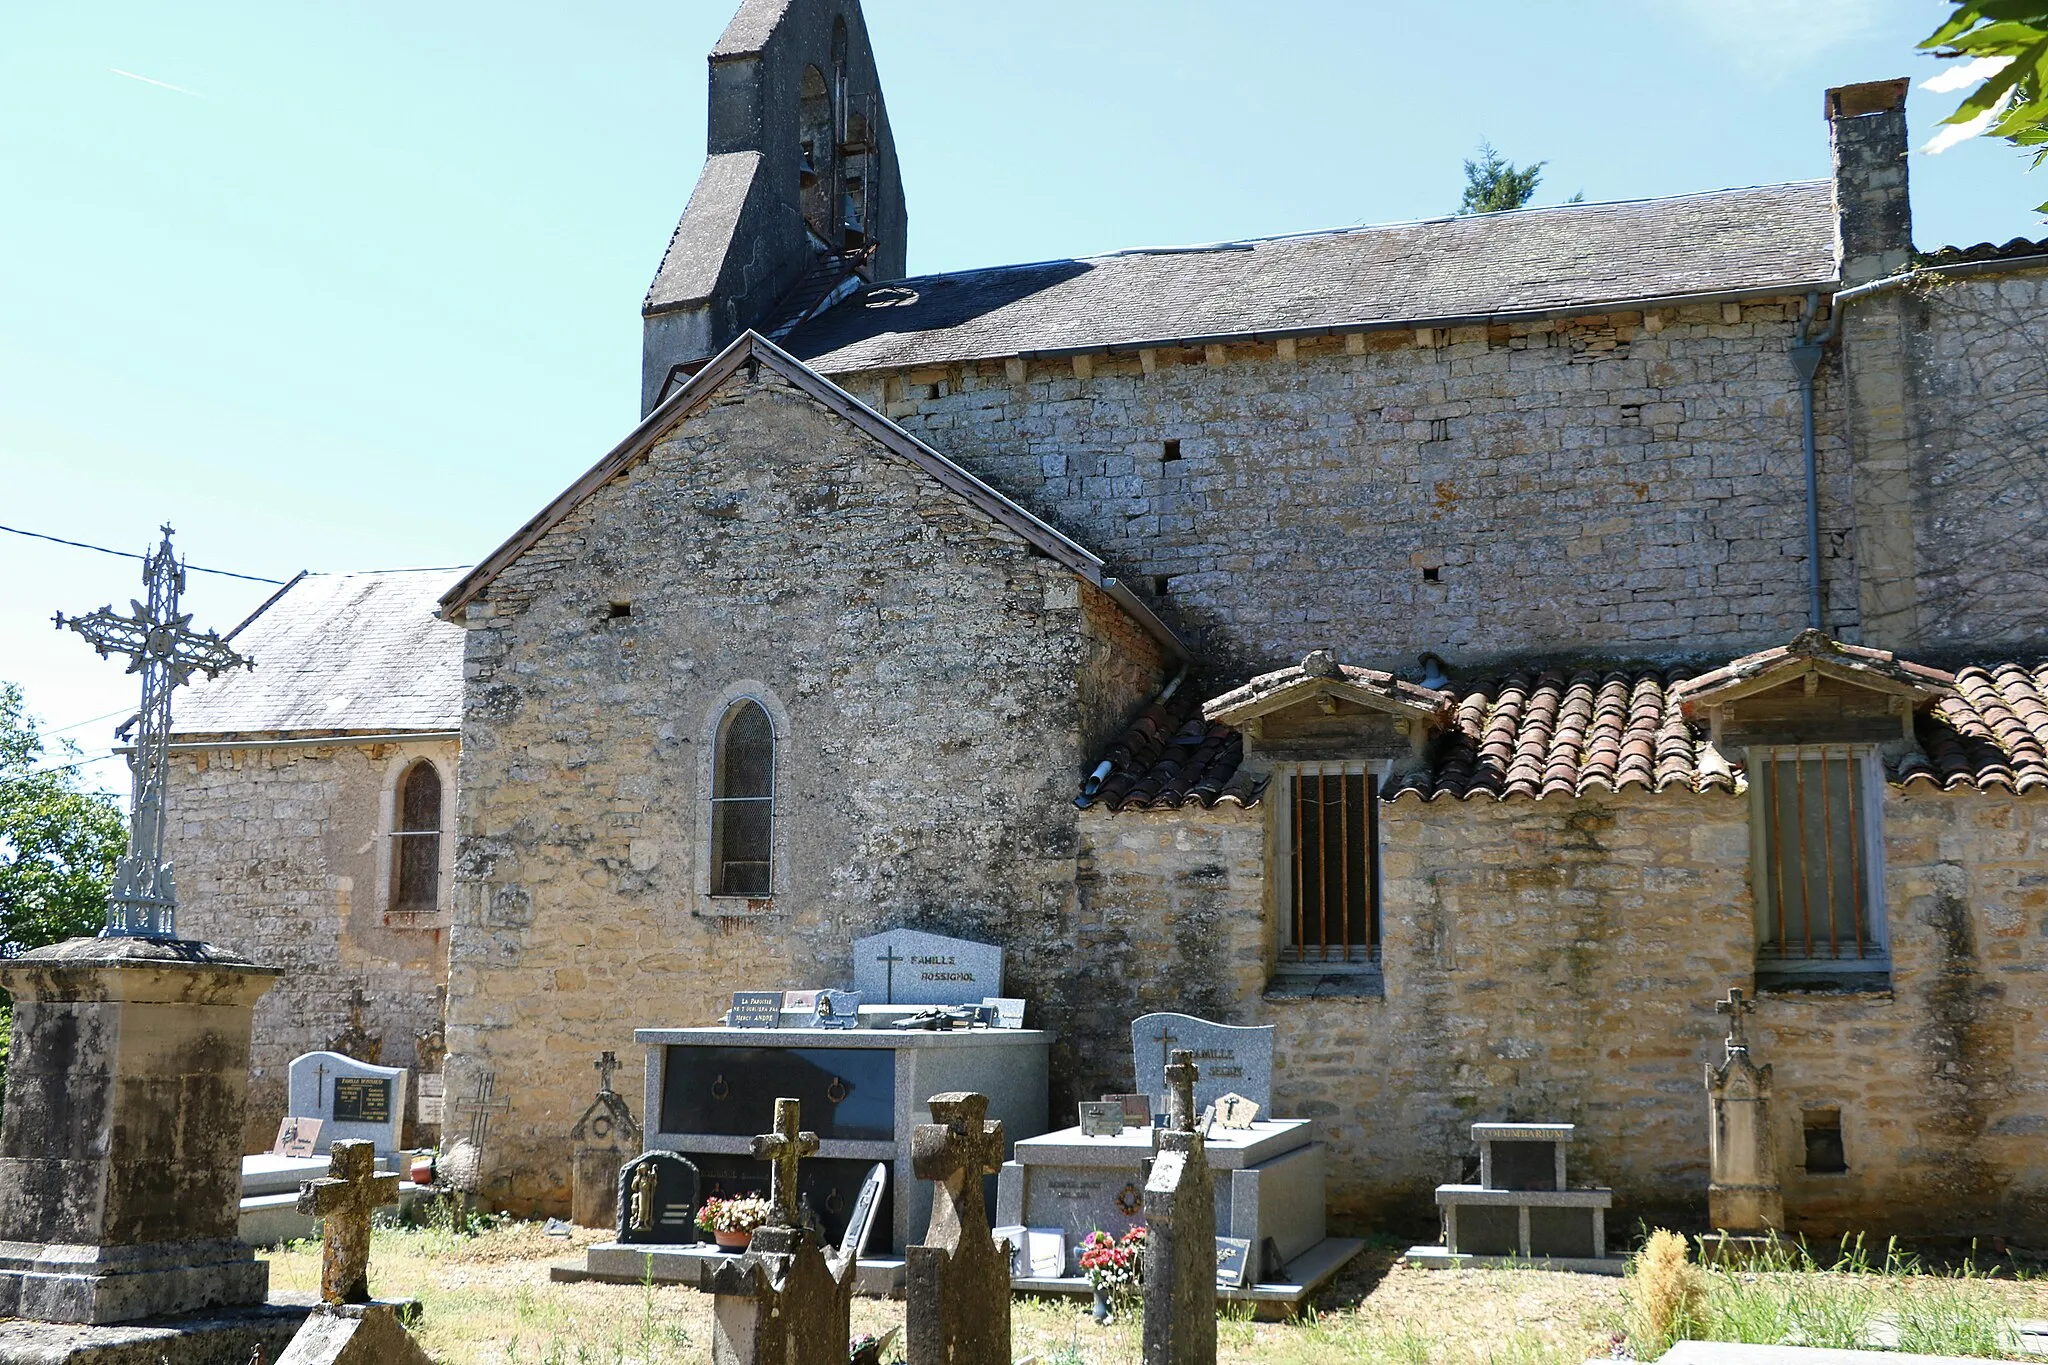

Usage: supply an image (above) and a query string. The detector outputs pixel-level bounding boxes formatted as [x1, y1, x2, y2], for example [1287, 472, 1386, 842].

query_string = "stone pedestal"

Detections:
[1410, 1123, 1616, 1272]
[0, 937, 281, 1326]
[1706, 1036, 1782, 1234]
[699, 1224, 852, 1365]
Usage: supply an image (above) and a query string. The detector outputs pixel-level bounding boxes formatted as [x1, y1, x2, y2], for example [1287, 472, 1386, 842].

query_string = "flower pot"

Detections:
[714, 1229, 753, 1251]
[408, 1154, 435, 1185]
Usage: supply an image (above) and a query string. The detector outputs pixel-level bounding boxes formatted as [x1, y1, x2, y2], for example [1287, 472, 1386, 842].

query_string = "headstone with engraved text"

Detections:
[287, 1049, 408, 1160]
[854, 929, 1003, 1007]
[1129, 1013, 1273, 1115]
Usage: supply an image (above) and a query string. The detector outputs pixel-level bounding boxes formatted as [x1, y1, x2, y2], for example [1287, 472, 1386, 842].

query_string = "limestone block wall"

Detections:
[446, 371, 1166, 1211]
[1078, 784, 2048, 1240]
[1903, 267, 2048, 653]
[165, 739, 457, 1152]
[826, 297, 1860, 678]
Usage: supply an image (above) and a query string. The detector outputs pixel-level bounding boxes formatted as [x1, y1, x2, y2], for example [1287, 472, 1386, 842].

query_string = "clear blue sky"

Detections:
[3, 0, 2040, 790]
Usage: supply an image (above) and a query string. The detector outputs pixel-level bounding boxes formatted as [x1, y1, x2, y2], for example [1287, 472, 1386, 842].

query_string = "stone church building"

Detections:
[170, 0, 2048, 1239]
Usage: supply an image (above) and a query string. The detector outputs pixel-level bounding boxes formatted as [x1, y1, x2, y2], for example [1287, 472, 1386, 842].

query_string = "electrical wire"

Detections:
[0, 522, 289, 584]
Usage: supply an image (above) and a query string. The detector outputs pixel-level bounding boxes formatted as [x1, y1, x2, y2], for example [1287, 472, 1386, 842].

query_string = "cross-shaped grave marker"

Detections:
[1716, 986, 1755, 1055]
[297, 1139, 399, 1303]
[54, 524, 252, 938]
[911, 1091, 1005, 1250]
[750, 1096, 819, 1228]
[595, 1050, 620, 1095]
[1165, 1047, 1199, 1133]
[1150, 1021, 1180, 1075]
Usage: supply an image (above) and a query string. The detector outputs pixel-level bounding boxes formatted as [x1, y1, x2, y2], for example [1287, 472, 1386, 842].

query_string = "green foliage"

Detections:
[1922, 2, 2048, 212]
[0, 683, 126, 954]
[1459, 140, 1545, 215]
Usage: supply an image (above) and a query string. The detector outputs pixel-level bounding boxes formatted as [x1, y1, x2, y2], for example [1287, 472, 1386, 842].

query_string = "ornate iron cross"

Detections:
[750, 1096, 819, 1227]
[55, 525, 252, 939]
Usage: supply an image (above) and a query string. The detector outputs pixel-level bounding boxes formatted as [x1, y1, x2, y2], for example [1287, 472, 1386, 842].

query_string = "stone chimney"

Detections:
[1827, 78, 1914, 287]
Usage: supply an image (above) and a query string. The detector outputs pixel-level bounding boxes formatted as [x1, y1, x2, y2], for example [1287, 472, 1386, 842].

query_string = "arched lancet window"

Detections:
[393, 761, 442, 912]
[711, 700, 775, 897]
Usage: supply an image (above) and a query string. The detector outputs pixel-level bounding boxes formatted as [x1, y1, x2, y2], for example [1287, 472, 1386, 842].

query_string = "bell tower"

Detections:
[640, 0, 908, 414]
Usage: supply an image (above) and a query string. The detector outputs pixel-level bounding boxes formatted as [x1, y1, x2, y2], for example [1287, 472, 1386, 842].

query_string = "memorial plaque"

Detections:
[992, 1224, 1029, 1278]
[1105, 1093, 1153, 1126]
[1215, 1093, 1261, 1130]
[837, 1161, 889, 1261]
[1129, 1013, 1275, 1114]
[616, 1150, 701, 1245]
[811, 989, 862, 1030]
[783, 990, 820, 1013]
[271, 1116, 323, 1158]
[1077, 1101, 1125, 1137]
[1026, 1228, 1067, 1278]
[1215, 1236, 1254, 1289]
[854, 929, 1003, 1007]
[728, 992, 783, 1028]
[417, 1074, 446, 1126]
[983, 997, 1026, 1029]
[286, 1049, 408, 1157]
[333, 1076, 392, 1124]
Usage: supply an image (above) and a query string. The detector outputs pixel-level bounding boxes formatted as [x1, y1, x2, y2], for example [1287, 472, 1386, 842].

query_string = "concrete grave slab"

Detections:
[854, 930, 1003, 1008]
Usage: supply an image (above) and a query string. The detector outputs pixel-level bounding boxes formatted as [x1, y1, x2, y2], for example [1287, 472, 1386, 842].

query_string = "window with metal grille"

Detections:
[392, 761, 441, 913]
[1283, 766, 1380, 965]
[1751, 747, 1887, 978]
[711, 700, 775, 897]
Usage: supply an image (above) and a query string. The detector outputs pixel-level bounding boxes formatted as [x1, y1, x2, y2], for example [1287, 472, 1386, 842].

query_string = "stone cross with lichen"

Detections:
[750, 1096, 819, 1228]
[911, 1091, 1004, 1251]
[1716, 986, 1755, 1055]
[907, 1092, 1009, 1365]
[298, 1139, 399, 1303]
[1165, 1047, 1198, 1133]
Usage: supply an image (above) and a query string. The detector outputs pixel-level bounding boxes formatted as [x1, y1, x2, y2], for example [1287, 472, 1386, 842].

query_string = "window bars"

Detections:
[1754, 748, 1883, 963]
[1288, 766, 1380, 964]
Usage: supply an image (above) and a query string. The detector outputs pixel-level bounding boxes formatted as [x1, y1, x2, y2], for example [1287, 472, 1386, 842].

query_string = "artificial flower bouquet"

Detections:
[695, 1194, 773, 1237]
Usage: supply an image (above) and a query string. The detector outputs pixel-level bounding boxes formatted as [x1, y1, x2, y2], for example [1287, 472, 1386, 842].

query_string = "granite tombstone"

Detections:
[854, 930, 1003, 1008]
[1129, 1014, 1273, 1116]
[288, 1051, 408, 1161]
[616, 1151, 701, 1245]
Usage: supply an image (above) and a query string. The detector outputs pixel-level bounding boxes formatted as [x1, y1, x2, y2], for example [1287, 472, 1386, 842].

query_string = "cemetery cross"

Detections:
[751, 1096, 820, 1228]
[297, 1139, 399, 1304]
[1716, 987, 1755, 1054]
[596, 1050, 620, 1095]
[875, 944, 905, 1004]
[53, 524, 252, 939]
[1165, 1048, 1198, 1133]
[456, 1070, 511, 1150]
[911, 1091, 1005, 1248]
[1150, 1022, 1181, 1076]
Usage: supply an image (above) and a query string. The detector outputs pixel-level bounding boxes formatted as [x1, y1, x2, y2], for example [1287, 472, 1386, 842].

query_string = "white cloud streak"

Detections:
[108, 68, 206, 99]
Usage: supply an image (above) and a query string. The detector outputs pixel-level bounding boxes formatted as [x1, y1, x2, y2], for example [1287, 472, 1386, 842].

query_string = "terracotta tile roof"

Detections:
[1900, 662, 2048, 795]
[786, 183, 1837, 374]
[1669, 629, 1954, 705]
[1203, 655, 1450, 726]
[1081, 655, 2048, 813]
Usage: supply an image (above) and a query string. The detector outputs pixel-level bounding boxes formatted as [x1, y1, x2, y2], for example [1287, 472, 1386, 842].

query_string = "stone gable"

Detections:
[446, 367, 1165, 1205]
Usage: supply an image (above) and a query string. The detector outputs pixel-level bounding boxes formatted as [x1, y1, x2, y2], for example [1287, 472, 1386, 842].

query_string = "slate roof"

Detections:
[784, 182, 1838, 374]
[172, 568, 468, 738]
[1081, 656, 2048, 813]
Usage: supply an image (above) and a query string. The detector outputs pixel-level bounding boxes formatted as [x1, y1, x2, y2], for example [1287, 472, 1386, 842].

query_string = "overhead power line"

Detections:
[0, 523, 290, 584]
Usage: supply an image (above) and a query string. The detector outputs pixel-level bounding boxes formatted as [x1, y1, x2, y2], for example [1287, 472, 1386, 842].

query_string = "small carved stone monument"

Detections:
[1706, 986, 1782, 1235]
[1143, 1050, 1217, 1365]
[572, 1051, 644, 1228]
[698, 1097, 853, 1365]
[906, 1092, 1010, 1365]
[615, 1150, 700, 1244]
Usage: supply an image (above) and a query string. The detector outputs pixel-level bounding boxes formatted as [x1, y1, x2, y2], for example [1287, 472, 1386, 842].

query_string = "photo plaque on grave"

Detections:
[811, 990, 862, 1030]
[1215, 1237, 1253, 1288]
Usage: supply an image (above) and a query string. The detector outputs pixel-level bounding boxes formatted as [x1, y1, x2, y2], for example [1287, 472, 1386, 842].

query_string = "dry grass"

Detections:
[260, 1227, 2048, 1365]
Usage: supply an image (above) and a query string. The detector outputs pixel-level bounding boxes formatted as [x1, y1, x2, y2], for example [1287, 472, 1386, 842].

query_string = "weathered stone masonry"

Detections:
[447, 369, 1167, 1206]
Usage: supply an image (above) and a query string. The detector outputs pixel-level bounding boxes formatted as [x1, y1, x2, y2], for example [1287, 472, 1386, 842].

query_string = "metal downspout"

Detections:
[1789, 292, 1839, 632]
